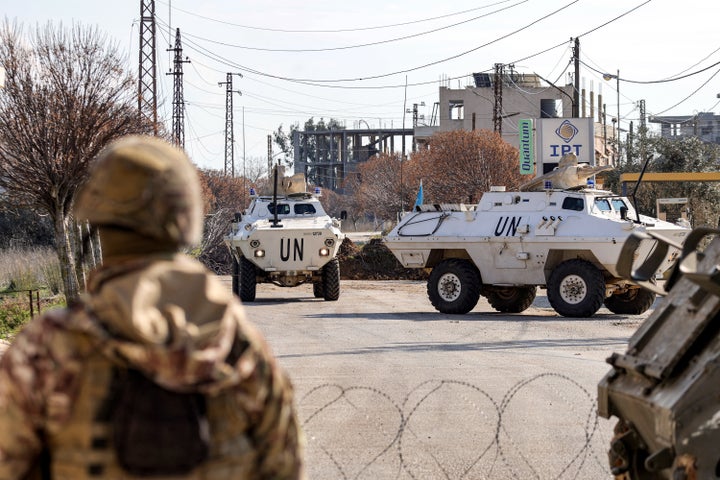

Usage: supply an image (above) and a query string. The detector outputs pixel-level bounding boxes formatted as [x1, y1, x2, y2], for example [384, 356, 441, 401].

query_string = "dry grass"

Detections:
[0, 246, 62, 293]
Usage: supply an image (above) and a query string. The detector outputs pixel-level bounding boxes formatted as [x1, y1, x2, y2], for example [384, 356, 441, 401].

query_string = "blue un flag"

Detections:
[413, 180, 423, 211]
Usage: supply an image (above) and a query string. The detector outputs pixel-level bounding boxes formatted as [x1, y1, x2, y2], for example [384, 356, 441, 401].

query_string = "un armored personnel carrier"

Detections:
[224, 169, 345, 302]
[598, 227, 720, 479]
[384, 155, 690, 317]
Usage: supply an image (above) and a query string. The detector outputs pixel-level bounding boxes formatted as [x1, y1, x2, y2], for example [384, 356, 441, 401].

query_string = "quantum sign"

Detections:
[518, 119, 534, 175]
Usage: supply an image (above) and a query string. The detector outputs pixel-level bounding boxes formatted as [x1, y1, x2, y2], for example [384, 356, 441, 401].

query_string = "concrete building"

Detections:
[418, 72, 618, 168]
[649, 112, 720, 144]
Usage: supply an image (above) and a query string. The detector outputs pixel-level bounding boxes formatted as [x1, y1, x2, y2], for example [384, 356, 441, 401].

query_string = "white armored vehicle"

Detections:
[384, 155, 690, 317]
[224, 169, 345, 302]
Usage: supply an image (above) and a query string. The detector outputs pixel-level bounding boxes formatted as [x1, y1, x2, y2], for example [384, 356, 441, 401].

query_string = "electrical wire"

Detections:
[179, 0, 646, 92]
[161, 1, 527, 53]
[176, 0, 579, 85]
[580, 58, 720, 85]
[666, 45, 720, 79]
[156, 0, 520, 34]
[652, 65, 720, 116]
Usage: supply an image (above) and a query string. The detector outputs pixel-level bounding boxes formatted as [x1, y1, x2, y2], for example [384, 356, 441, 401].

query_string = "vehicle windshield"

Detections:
[594, 198, 612, 212]
[592, 196, 634, 218]
[611, 198, 628, 211]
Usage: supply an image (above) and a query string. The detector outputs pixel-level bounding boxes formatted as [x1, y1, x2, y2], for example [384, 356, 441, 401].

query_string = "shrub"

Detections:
[0, 293, 66, 340]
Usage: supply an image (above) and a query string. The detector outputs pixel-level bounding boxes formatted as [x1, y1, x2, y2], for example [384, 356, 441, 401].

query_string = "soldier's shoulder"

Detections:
[2, 306, 93, 365]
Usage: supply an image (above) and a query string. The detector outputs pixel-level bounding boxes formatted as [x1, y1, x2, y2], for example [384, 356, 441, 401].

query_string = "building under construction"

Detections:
[292, 127, 412, 191]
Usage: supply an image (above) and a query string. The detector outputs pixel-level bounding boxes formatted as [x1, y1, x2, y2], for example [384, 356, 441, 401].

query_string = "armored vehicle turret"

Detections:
[384, 157, 690, 317]
[224, 169, 345, 302]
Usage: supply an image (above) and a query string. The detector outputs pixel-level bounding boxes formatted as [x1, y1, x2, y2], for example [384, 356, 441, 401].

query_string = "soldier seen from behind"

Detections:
[0, 136, 305, 479]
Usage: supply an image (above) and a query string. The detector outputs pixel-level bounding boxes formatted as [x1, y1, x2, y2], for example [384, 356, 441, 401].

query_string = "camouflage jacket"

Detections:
[0, 254, 305, 479]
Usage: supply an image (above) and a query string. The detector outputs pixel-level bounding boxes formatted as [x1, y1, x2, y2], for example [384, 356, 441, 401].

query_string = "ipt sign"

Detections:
[537, 117, 594, 165]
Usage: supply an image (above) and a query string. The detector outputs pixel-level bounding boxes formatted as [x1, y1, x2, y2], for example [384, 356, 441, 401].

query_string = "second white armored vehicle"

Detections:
[384, 156, 690, 317]
[225, 170, 345, 302]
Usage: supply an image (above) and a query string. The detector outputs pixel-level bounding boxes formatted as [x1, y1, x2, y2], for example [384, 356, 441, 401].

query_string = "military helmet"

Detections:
[74, 135, 203, 247]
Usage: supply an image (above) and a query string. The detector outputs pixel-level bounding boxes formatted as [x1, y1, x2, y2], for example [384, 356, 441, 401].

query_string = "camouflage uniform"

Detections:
[0, 136, 305, 479]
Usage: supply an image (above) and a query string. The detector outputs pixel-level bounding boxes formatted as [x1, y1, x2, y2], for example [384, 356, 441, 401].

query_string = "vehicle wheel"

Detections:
[239, 256, 257, 302]
[322, 258, 340, 301]
[427, 259, 481, 314]
[231, 256, 240, 296]
[312, 281, 324, 298]
[485, 286, 537, 313]
[547, 259, 605, 317]
[604, 287, 656, 315]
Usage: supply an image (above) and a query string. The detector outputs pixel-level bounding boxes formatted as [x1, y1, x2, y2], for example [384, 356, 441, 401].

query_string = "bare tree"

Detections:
[344, 131, 522, 226]
[0, 21, 151, 301]
[353, 153, 405, 225]
[409, 130, 523, 204]
[196, 169, 258, 274]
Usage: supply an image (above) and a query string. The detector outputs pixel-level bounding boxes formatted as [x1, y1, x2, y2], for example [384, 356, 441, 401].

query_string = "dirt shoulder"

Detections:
[338, 238, 428, 281]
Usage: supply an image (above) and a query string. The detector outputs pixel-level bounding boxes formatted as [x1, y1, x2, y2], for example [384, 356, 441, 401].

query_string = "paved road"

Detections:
[226, 278, 653, 480]
[1, 277, 648, 478]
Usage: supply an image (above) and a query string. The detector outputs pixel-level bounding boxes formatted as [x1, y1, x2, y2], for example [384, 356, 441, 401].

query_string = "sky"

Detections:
[3, 0, 719, 172]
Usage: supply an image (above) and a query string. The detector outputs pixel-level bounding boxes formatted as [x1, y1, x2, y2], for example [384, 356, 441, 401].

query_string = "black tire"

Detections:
[604, 287, 656, 315]
[485, 286, 537, 313]
[321, 258, 340, 301]
[547, 259, 605, 317]
[427, 259, 481, 314]
[231, 256, 240, 296]
[239, 256, 257, 302]
[312, 281, 324, 298]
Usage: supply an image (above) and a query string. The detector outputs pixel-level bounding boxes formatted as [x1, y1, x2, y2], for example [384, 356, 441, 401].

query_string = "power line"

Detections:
[178, 0, 646, 91]
[652, 65, 720, 115]
[156, 0, 520, 34]
[164, 1, 527, 53]
[177, 0, 580, 85]
[581, 58, 720, 85]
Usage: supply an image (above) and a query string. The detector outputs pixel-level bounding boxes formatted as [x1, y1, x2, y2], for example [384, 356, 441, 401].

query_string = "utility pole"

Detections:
[218, 73, 242, 176]
[493, 63, 504, 135]
[616, 69, 620, 162]
[267, 135, 273, 177]
[638, 99, 647, 163]
[572, 37, 580, 118]
[405, 103, 421, 152]
[167, 28, 190, 149]
[138, 0, 158, 134]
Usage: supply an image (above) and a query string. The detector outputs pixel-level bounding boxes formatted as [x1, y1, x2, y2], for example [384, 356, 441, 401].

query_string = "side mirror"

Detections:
[340, 210, 347, 220]
[234, 212, 242, 222]
[620, 206, 628, 221]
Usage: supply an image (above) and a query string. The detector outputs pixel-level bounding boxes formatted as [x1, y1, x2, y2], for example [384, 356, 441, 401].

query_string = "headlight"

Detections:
[254, 249, 265, 258]
[319, 247, 330, 257]
[250, 239, 260, 248]
[324, 238, 335, 247]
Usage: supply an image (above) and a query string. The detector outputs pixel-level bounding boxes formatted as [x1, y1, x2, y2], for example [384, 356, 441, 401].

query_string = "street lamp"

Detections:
[603, 70, 620, 165]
